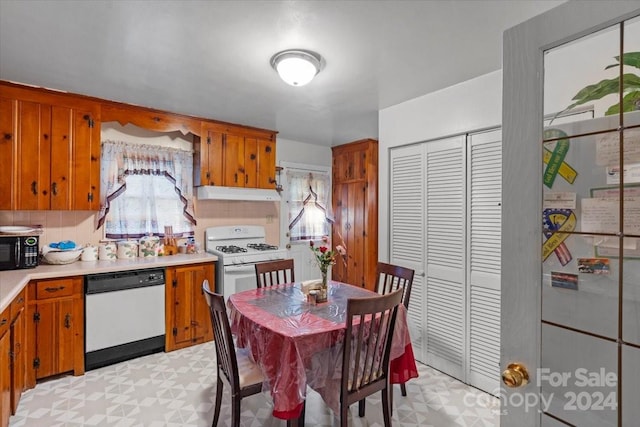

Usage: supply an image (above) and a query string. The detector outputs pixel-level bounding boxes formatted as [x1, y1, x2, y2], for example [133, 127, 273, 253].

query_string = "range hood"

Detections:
[196, 186, 281, 201]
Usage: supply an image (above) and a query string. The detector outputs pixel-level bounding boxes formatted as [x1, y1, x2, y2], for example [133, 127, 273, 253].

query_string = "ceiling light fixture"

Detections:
[270, 49, 322, 87]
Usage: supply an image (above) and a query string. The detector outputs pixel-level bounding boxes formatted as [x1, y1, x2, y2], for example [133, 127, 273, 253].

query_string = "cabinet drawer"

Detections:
[0, 305, 9, 337]
[35, 280, 74, 299]
[10, 288, 26, 320]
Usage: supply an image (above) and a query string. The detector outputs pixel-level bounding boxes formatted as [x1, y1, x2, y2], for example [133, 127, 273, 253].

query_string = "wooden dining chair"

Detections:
[202, 280, 265, 427]
[255, 258, 295, 288]
[376, 261, 415, 397]
[339, 288, 403, 427]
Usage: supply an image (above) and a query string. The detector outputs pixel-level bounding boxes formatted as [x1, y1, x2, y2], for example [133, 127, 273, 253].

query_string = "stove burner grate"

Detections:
[247, 243, 279, 251]
[216, 245, 247, 254]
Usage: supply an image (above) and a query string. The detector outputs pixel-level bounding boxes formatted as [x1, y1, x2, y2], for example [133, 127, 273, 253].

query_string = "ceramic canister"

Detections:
[81, 245, 98, 261]
[138, 235, 160, 257]
[117, 241, 138, 259]
[98, 242, 117, 260]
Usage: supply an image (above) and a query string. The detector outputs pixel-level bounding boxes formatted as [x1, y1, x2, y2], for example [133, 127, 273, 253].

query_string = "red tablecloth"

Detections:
[228, 281, 419, 420]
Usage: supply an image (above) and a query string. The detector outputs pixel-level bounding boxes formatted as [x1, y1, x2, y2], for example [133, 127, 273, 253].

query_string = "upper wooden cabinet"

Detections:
[331, 139, 378, 290]
[0, 82, 100, 210]
[194, 123, 277, 189]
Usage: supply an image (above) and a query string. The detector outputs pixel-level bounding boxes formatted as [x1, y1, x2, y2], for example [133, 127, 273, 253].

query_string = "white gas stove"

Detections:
[205, 225, 287, 296]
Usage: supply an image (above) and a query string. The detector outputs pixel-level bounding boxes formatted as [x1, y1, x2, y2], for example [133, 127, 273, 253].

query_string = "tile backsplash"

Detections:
[0, 199, 280, 249]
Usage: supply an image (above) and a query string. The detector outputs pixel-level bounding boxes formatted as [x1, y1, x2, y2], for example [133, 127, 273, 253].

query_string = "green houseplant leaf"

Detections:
[605, 52, 640, 70]
[605, 91, 640, 115]
[553, 52, 640, 122]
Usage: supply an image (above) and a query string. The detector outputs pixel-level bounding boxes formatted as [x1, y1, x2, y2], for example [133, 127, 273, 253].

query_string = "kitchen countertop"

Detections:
[0, 253, 218, 312]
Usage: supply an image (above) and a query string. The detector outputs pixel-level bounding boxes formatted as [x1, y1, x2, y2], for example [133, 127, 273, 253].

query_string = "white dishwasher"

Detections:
[85, 268, 165, 370]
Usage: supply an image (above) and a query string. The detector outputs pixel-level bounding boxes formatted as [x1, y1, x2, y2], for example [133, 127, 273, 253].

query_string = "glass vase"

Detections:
[318, 269, 328, 303]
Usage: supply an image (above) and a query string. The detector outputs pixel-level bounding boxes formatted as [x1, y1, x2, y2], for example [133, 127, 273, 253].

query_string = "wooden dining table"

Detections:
[227, 280, 419, 423]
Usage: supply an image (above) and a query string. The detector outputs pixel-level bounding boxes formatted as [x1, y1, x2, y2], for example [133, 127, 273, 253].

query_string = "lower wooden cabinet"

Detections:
[165, 262, 214, 352]
[0, 288, 26, 427]
[26, 277, 84, 388]
[9, 289, 25, 416]
[0, 306, 10, 427]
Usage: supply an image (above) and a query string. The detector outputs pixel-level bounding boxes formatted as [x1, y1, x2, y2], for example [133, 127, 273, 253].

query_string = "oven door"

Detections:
[223, 263, 259, 296]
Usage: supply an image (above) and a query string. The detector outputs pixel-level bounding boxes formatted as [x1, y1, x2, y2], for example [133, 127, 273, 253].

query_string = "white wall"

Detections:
[378, 70, 503, 260]
[276, 137, 332, 166]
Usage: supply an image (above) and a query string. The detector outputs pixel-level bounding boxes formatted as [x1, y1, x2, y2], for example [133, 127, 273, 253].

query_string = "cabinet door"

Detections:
[167, 267, 195, 350]
[223, 133, 245, 187]
[10, 310, 24, 415]
[0, 331, 9, 427]
[32, 298, 77, 380]
[257, 138, 276, 189]
[0, 97, 16, 210]
[197, 128, 223, 186]
[166, 263, 214, 351]
[244, 137, 258, 188]
[71, 109, 100, 210]
[190, 264, 213, 343]
[49, 105, 73, 210]
[17, 101, 51, 210]
[332, 182, 367, 288]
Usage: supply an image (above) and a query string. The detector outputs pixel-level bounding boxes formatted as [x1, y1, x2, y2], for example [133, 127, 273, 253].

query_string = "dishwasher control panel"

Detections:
[85, 268, 165, 294]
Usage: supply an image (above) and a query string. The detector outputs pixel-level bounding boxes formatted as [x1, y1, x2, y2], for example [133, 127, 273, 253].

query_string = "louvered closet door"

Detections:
[390, 144, 426, 361]
[466, 129, 502, 394]
[425, 136, 466, 379]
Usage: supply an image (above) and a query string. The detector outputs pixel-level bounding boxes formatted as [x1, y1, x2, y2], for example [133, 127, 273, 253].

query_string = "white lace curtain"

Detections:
[287, 169, 332, 241]
[96, 140, 195, 238]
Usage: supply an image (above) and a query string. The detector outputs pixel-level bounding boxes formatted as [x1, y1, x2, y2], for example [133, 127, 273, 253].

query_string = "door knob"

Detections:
[502, 363, 529, 388]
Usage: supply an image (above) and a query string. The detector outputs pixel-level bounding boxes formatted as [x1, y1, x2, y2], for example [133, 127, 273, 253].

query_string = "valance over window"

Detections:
[97, 140, 195, 238]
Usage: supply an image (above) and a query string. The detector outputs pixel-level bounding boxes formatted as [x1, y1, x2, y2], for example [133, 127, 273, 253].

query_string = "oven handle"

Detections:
[224, 263, 257, 274]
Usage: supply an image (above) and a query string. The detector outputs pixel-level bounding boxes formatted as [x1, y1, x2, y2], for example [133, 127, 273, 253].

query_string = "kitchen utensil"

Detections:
[163, 226, 178, 255]
[42, 248, 82, 265]
[0, 226, 37, 234]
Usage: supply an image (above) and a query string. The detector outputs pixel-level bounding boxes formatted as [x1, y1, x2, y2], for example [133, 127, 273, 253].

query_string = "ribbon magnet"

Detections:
[543, 129, 577, 188]
[542, 208, 576, 266]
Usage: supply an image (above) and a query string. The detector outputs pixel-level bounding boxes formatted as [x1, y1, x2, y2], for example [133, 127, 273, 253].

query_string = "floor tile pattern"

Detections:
[9, 342, 499, 426]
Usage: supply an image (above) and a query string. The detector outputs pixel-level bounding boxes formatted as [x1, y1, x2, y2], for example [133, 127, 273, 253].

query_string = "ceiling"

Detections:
[0, 0, 563, 146]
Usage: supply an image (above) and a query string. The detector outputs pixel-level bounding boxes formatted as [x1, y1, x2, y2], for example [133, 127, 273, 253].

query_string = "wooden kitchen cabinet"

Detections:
[331, 139, 378, 291]
[194, 122, 277, 190]
[9, 289, 25, 416]
[0, 289, 26, 426]
[0, 306, 10, 427]
[26, 277, 84, 388]
[0, 82, 100, 210]
[165, 262, 214, 352]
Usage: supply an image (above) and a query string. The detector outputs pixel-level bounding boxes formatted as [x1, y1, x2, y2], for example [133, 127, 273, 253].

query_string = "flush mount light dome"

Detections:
[270, 49, 322, 87]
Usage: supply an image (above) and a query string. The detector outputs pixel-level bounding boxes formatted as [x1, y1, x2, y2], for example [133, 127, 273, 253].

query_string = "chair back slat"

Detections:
[255, 259, 295, 288]
[376, 262, 415, 309]
[341, 289, 403, 404]
[202, 280, 240, 391]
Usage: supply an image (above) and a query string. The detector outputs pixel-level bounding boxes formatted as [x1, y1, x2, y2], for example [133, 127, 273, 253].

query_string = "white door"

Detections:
[424, 136, 467, 379]
[501, 3, 640, 427]
[467, 129, 502, 394]
[279, 162, 332, 281]
[390, 133, 502, 392]
[390, 143, 426, 360]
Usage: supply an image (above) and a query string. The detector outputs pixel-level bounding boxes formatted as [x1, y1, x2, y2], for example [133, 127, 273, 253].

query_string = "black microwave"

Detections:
[0, 235, 39, 271]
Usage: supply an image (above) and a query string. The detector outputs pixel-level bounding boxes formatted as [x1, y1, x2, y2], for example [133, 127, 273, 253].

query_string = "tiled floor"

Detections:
[9, 342, 499, 427]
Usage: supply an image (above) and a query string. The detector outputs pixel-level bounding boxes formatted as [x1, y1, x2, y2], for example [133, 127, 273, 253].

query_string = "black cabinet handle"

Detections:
[52, 182, 58, 196]
[44, 286, 65, 293]
[31, 181, 38, 195]
[64, 313, 71, 329]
